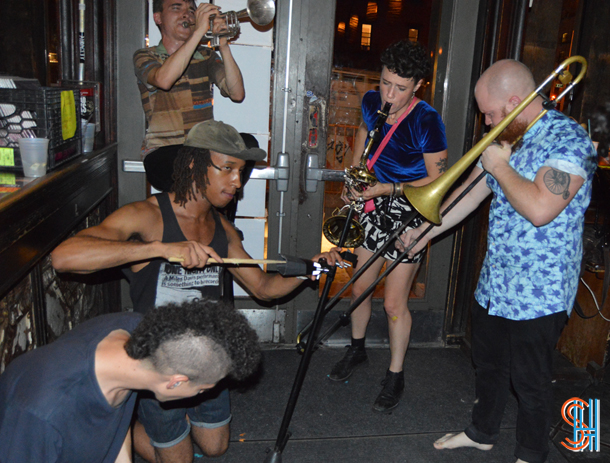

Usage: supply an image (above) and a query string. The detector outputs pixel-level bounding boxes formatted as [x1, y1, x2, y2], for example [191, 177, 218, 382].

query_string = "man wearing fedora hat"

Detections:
[51, 120, 344, 463]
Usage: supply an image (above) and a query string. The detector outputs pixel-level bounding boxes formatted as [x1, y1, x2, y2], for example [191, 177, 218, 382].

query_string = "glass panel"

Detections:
[324, 0, 442, 298]
[361, 25, 372, 50]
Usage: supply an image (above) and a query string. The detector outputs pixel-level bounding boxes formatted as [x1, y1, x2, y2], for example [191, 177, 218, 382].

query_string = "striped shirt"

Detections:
[134, 41, 228, 152]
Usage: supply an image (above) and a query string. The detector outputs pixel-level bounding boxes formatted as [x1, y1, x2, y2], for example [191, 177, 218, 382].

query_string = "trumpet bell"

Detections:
[245, 0, 276, 26]
[205, 0, 276, 42]
[322, 213, 365, 248]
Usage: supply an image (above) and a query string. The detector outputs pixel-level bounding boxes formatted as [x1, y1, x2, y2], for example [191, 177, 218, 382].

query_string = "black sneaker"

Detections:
[328, 346, 368, 381]
[372, 370, 404, 413]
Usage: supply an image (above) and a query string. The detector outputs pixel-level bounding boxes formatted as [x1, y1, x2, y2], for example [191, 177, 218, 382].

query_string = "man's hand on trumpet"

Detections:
[190, 2, 221, 38]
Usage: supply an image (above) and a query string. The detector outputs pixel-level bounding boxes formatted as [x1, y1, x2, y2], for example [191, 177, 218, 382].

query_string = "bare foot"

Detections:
[433, 432, 493, 451]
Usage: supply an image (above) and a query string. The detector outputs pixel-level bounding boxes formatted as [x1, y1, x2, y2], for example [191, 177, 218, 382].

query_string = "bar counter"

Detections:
[0, 145, 120, 371]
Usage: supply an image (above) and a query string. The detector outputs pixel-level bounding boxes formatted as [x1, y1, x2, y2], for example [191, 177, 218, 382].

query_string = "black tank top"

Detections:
[123, 193, 229, 314]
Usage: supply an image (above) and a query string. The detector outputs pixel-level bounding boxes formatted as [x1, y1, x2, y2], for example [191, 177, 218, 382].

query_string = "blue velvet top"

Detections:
[362, 90, 447, 184]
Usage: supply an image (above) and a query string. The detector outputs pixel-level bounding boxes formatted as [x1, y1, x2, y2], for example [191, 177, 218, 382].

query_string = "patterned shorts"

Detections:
[360, 196, 426, 263]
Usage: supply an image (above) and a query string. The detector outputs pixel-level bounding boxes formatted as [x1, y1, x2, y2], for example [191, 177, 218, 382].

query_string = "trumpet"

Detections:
[322, 102, 392, 248]
[182, 0, 275, 41]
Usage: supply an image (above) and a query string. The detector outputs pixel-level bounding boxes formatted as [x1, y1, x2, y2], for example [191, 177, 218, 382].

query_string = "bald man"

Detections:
[399, 60, 596, 463]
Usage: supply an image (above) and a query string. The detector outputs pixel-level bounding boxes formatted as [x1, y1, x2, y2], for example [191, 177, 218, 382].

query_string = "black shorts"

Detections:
[360, 196, 426, 263]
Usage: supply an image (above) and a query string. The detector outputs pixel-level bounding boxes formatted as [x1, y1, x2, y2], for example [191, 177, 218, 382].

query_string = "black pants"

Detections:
[465, 301, 568, 463]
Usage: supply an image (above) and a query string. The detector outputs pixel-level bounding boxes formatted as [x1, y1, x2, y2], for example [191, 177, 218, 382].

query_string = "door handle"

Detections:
[305, 154, 345, 192]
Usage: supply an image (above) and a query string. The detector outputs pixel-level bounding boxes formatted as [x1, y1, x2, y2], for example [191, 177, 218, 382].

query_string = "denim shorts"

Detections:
[137, 386, 232, 447]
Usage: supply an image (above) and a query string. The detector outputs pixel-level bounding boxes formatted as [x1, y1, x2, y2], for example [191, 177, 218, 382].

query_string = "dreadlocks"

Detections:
[170, 146, 213, 207]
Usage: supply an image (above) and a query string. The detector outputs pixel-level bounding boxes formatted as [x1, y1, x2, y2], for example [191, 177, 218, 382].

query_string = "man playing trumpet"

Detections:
[399, 59, 596, 463]
[135, 0, 245, 192]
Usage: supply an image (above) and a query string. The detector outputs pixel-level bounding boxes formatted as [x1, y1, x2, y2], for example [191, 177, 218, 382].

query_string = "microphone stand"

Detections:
[264, 170, 486, 462]
[264, 207, 356, 463]
[265, 104, 389, 462]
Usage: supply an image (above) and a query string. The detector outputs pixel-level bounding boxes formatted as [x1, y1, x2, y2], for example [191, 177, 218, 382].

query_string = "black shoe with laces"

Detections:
[372, 369, 404, 413]
[328, 346, 368, 381]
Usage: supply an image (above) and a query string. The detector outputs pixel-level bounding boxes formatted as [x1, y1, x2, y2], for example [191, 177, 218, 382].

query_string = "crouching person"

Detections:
[0, 299, 260, 463]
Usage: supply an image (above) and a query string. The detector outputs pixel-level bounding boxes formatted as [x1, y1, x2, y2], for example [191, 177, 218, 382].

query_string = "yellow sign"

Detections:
[61, 90, 77, 140]
[0, 172, 16, 185]
[0, 148, 15, 167]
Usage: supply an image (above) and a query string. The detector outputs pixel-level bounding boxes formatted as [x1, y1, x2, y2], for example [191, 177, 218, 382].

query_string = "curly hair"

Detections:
[380, 40, 431, 82]
[171, 146, 213, 207]
[124, 299, 261, 382]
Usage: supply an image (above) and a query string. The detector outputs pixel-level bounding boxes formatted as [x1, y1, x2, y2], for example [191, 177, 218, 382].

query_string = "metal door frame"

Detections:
[115, 0, 487, 346]
[259, 0, 485, 345]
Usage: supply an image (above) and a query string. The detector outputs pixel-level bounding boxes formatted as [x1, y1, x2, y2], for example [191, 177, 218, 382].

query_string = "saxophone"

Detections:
[322, 102, 392, 247]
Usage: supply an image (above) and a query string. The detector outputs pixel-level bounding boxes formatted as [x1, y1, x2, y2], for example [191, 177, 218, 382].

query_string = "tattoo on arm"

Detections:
[543, 168, 570, 200]
[436, 158, 448, 174]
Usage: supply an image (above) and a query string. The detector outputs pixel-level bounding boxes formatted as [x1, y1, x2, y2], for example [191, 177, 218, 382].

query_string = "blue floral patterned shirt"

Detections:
[474, 109, 597, 320]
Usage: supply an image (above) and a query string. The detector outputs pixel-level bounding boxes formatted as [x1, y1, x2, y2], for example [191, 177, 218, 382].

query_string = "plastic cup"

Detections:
[83, 122, 95, 153]
[18, 138, 49, 177]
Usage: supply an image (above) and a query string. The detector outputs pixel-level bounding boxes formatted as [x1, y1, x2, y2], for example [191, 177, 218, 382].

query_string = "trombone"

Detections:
[296, 55, 588, 349]
[266, 56, 588, 463]
[404, 55, 588, 225]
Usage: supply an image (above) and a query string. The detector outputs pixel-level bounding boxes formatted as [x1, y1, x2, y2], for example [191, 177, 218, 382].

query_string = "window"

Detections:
[361, 24, 372, 50]
[366, 2, 378, 21]
[349, 15, 359, 30]
[388, 0, 402, 19]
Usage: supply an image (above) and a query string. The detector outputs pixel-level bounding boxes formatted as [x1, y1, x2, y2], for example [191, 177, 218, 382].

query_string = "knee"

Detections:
[192, 427, 230, 458]
[351, 283, 366, 300]
[384, 303, 409, 320]
[199, 439, 229, 458]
